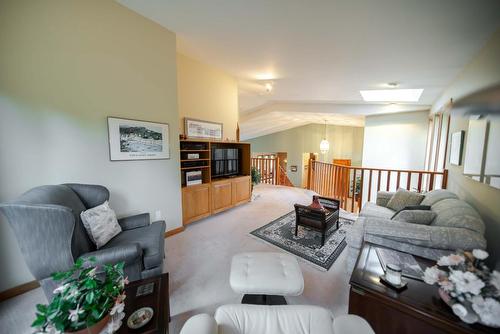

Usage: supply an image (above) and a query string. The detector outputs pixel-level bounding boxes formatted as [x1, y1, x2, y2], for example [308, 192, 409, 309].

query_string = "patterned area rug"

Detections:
[250, 211, 354, 271]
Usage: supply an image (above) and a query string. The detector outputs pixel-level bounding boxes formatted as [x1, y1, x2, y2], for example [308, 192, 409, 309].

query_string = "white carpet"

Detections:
[0, 184, 354, 334]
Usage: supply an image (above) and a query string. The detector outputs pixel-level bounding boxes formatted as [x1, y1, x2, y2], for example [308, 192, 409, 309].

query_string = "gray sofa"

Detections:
[0, 183, 166, 300]
[346, 189, 487, 273]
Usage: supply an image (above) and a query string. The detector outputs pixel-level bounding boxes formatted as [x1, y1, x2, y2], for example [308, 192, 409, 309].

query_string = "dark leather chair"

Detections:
[0, 183, 165, 300]
[294, 196, 340, 246]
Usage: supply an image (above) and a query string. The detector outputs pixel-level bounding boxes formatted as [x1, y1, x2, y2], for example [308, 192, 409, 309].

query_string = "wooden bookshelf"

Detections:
[179, 139, 251, 225]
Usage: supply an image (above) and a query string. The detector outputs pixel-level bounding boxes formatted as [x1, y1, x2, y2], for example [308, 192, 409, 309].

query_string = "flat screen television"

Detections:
[212, 148, 239, 177]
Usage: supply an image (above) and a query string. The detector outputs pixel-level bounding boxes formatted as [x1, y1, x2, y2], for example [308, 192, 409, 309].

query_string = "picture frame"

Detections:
[184, 118, 223, 140]
[107, 117, 170, 161]
[449, 131, 464, 166]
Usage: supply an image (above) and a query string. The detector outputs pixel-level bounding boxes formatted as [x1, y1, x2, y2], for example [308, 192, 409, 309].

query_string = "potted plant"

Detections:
[423, 249, 500, 327]
[32, 258, 128, 334]
[251, 166, 261, 192]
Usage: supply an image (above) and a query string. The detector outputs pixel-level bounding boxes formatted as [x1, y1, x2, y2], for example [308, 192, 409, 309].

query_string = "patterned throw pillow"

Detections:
[392, 209, 437, 225]
[386, 188, 425, 212]
[80, 201, 122, 248]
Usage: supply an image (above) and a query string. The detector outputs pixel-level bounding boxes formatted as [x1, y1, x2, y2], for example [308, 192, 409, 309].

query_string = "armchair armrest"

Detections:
[80, 243, 142, 266]
[376, 191, 395, 207]
[180, 314, 218, 334]
[118, 213, 150, 230]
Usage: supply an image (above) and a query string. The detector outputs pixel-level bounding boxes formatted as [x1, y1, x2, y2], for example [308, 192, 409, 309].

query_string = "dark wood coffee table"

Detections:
[349, 243, 496, 334]
[117, 273, 170, 334]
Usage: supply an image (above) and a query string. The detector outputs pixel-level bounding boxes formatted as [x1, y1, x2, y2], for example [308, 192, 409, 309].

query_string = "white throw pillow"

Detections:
[80, 201, 122, 249]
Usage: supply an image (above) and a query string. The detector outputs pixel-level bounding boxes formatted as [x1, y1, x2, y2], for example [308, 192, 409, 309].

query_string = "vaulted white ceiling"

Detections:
[118, 0, 500, 138]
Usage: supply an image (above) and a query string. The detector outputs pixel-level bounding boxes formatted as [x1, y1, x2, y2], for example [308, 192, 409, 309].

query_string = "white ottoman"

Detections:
[230, 252, 304, 305]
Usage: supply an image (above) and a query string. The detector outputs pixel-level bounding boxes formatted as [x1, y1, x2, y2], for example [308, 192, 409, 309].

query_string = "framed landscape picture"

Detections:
[184, 118, 223, 140]
[107, 117, 170, 161]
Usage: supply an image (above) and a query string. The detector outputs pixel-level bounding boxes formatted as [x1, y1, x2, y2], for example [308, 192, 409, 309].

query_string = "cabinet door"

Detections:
[211, 180, 233, 214]
[182, 184, 211, 225]
[232, 176, 251, 206]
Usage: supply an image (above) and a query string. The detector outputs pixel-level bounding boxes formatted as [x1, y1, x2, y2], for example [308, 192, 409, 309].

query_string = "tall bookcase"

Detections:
[180, 139, 251, 225]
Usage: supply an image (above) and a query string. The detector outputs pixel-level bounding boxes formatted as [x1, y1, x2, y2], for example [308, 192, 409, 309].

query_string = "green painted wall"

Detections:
[248, 124, 364, 186]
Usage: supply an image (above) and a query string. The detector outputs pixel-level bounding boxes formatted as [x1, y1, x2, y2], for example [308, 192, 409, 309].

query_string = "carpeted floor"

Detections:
[0, 184, 356, 334]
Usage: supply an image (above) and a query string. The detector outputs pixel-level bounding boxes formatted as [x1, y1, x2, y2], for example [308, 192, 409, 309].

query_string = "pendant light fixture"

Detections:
[320, 120, 329, 155]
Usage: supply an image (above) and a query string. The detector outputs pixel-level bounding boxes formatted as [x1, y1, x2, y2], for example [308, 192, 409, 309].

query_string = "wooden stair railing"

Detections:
[251, 157, 278, 184]
[251, 157, 295, 187]
[307, 160, 448, 213]
[278, 165, 294, 187]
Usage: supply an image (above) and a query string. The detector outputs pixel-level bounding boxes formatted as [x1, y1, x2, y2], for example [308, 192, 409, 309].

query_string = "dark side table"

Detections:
[349, 243, 496, 334]
[117, 273, 170, 334]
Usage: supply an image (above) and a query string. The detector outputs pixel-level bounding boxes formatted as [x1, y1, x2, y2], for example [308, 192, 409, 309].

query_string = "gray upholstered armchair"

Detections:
[0, 183, 165, 300]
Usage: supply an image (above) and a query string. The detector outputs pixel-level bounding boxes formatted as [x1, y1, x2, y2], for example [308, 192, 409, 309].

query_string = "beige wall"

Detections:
[248, 124, 364, 186]
[0, 0, 181, 292]
[435, 29, 500, 269]
[177, 53, 239, 140]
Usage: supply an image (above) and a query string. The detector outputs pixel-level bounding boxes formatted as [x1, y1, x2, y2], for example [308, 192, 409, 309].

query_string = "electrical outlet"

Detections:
[155, 210, 162, 221]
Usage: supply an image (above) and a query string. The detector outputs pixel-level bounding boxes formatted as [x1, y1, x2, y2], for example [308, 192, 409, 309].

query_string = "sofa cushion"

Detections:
[214, 304, 335, 334]
[103, 220, 165, 269]
[430, 198, 485, 234]
[421, 189, 458, 206]
[392, 209, 437, 225]
[360, 202, 395, 219]
[386, 188, 425, 212]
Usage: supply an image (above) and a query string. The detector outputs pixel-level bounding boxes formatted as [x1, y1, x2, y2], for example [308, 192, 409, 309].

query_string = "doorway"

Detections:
[302, 152, 318, 188]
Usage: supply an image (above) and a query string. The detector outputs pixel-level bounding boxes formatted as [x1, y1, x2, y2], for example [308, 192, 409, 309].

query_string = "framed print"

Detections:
[449, 131, 464, 166]
[184, 118, 223, 140]
[108, 117, 170, 161]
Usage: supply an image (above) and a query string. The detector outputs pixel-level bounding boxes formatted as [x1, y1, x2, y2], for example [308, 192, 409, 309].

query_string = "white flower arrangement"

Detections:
[423, 249, 500, 328]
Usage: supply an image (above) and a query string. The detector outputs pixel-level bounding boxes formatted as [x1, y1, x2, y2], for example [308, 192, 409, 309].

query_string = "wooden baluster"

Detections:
[429, 172, 435, 190]
[322, 163, 326, 195]
[351, 169, 356, 213]
[276, 157, 280, 185]
[343, 167, 348, 210]
[377, 170, 381, 192]
[368, 169, 373, 202]
[418, 173, 422, 192]
[335, 165, 340, 199]
[329, 165, 334, 197]
[326, 164, 331, 197]
[442, 169, 448, 189]
[386, 171, 391, 191]
[332, 165, 336, 198]
[359, 169, 364, 212]
[396, 171, 401, 189]
[407, 172, 411, 190]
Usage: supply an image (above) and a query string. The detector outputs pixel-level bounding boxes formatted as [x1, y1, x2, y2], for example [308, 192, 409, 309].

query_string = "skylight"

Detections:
[360, 89, 424, 102]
